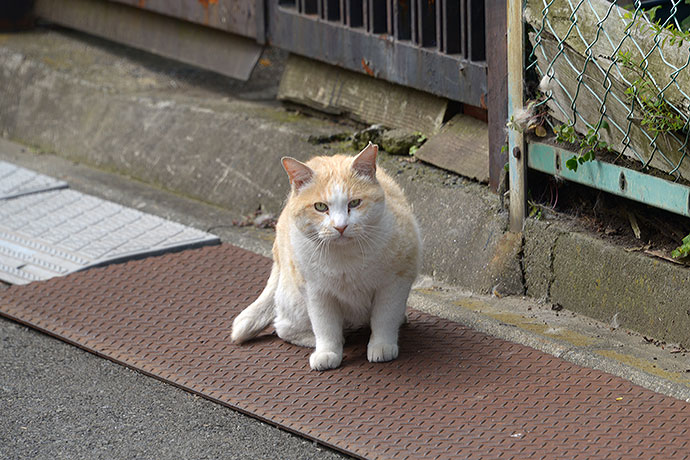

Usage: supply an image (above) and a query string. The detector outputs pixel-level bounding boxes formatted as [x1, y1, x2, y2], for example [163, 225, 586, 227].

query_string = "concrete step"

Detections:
[0, 26, 688, 350]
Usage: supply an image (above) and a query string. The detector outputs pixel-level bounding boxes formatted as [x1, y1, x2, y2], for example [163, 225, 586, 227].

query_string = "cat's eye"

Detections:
[348, 199, 362, 209]
[314, 202, 329, 212]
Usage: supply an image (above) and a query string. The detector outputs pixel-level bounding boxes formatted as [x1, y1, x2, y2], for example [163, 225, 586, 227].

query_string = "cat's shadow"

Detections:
[241, 318, 484, 375]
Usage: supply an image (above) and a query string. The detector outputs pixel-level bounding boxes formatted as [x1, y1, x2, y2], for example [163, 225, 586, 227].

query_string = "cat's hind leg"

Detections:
[274, 283, 316, 348]
[274, 322, 316, 348]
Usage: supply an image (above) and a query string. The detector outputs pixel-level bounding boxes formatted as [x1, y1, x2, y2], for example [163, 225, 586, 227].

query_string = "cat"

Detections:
[231, 143, 421, 371]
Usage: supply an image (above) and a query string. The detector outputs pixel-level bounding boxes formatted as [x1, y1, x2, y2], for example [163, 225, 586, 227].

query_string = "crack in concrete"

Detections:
[517, 233, 528, 296]
[546, 230, 565, 301]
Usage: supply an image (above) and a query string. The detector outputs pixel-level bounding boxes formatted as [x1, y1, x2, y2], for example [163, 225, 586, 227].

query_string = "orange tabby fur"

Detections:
[231, 143, 421, 370]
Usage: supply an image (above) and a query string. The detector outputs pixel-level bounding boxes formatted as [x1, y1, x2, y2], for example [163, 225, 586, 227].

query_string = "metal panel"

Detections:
[35, 0, 263, 81]
[267, 0, 487, 106]
[1, 244, 689, 459]
[529, 143, 690, 218]
[0, 188, 219, 285]
[486, 0, 508, 192]
[0, 161, 68, 200]
[109, 0, 263, 41]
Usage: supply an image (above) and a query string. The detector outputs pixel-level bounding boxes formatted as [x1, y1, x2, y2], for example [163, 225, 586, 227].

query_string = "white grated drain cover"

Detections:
[0, 161, 68, 199]
[0, 184, 219, 285]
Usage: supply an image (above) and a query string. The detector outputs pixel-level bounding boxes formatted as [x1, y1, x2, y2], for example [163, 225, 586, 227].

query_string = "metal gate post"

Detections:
[507, 0, 526, 232]
[486, 0, 508, 193]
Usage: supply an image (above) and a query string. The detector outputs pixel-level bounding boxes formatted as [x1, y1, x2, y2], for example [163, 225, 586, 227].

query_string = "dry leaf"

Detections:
[627, 211, 641, 239]
[644, 249, 687, 265]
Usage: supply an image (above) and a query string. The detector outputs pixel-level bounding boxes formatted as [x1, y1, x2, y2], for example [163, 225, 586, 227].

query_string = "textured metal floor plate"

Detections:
[0, 188, 219, 284]
[0, 244, 687, 459]
[0, 160, 68, 200]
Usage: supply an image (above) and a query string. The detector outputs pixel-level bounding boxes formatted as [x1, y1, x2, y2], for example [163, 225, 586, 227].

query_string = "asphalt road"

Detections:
[0, 314, 350, 460]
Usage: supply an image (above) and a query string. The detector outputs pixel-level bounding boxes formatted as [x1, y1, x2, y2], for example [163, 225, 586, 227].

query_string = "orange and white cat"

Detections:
[231, 143, 421, 370]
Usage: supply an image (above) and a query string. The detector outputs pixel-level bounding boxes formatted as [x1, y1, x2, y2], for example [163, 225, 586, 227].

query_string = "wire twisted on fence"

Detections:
[525, 0, 690, 180]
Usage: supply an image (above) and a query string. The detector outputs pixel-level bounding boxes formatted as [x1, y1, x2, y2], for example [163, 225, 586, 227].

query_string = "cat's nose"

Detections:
[334, 225, 347, 235]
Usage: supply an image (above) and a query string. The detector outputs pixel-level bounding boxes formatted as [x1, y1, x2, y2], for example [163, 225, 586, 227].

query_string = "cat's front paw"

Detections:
[367, 343, 399, 363]
[309, 351, 342, 371]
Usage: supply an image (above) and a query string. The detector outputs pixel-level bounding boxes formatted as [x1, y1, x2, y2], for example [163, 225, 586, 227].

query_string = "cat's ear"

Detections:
[281, 157, 314, 190]
[352, 142, 378, 179]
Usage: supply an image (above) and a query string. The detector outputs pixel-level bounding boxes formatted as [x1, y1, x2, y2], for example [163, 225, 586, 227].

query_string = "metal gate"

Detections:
[110, 0, 265, 43]
[267, 0, 488, 107]
[33, 0, 508, 189]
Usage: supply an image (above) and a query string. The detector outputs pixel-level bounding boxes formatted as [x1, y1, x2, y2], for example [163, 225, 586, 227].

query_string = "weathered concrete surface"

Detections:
[0, 28, 344, 217]
[375, 154, 519, 292]
[2, 139, 688, 405]
[524, 218, 690, 347]
[2, 26, 689, 349]
[0, 27, 520, 294]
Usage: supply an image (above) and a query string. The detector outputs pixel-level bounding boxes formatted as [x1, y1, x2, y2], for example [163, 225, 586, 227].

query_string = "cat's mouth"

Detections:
[327, 233, 353, 244]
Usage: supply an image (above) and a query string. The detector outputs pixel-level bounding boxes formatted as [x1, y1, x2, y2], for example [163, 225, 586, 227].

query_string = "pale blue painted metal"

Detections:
[528, 142, 690, 218]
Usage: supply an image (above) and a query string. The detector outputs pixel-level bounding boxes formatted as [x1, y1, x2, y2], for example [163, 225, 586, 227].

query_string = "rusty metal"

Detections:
[34, 0, 263, 82]
[486, 0, 508, 193]
[1, 243, 688, 459]
[109, 0, 263, 41]
[268, 0, 488, 106]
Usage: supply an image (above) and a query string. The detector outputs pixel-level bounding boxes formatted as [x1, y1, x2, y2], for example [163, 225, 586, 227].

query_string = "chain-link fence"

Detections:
[525, 0, 690, 183]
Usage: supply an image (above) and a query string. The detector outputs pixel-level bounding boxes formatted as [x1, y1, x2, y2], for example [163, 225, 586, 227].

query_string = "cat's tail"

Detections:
[231, 263, 278, 343]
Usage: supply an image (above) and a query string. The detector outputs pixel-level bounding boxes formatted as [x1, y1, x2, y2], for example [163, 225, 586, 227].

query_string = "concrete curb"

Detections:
[2, 139, 688, 404]
[0, 27, 688, 348]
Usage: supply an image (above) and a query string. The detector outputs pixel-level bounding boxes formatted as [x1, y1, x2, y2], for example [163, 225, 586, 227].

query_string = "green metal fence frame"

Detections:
[508, 0, 690, 230]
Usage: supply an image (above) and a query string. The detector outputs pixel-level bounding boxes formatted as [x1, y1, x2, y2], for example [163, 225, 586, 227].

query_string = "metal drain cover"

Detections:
[0, 187, 219, 285]
[0, 161, 68, 199]
[1, 244, 688, 460]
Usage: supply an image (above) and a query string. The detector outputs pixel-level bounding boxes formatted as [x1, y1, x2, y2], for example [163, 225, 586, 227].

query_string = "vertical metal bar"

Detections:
[255, 0, 266, 45]
[395, 0, 412, 40]
[468, 0, 485, 60]
[443, 0, 461, 54]
[466, 0, 473, 58]
[416, 0, 436, 46]
[460, 0, 467, 58]
[369, 0, 387, 33]
[507, 0, 526, 232]
[386, 0, 395, 37]
[437, 0, 444, 52]
[412, 0, 416, 42]
[363, 0, 369, 31]
[486, 0, 508, 192]
[392, 0, 399, 37]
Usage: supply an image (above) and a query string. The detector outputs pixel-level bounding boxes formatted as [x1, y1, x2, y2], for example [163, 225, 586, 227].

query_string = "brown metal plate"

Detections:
[0, 244, 688, 459]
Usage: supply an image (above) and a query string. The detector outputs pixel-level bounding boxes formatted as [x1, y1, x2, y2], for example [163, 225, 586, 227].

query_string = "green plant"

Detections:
[554, 122, 611, 172]
[408, 132, 427, 156]
[528, 201, 543, 220]
[672, 233, 690, 259]
[617, 50, 687, 137]
[623, 3, 690, 48]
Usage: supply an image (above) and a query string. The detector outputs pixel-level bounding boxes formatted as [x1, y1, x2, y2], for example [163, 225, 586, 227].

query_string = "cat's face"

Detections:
[282, 144, 385, 246]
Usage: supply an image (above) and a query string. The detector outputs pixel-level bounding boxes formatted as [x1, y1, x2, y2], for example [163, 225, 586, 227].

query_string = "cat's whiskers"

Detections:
[354, 224, 387, 253]
[231, 144, 421, 371]
[313, 238, 327, 266]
